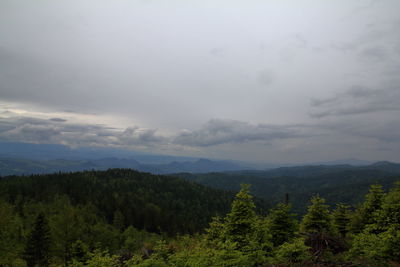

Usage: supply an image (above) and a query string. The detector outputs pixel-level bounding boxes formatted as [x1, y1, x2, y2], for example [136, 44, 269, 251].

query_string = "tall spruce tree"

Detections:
[300, 195, 332, 234]
[265, 203, 297, 247]
[223, 184, 258, 249]
[377, 182, 400, 231]
[351, 184, 385, 233]
[332, 203, 351, 237]
[24, 212, 52, 267]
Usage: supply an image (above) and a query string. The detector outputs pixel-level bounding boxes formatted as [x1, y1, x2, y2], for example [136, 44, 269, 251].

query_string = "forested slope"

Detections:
[176, 168, 400, 214]
[0, 169, 260, 235]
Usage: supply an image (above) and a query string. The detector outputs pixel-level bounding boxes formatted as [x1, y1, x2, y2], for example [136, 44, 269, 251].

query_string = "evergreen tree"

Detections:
[70, 239, 89, 263]
[50, 196, 85, 265]
[205, 216, 224, 241]
[265, 203, 297, 247]
[0, 200, 24, 265]
[332, 203, 351, 237]
[376, 181, 400, 231]
[300, 196, 350, 258]
[223, 184, 257, 249]
[113, 210, 125, 232]
[300, 195, 332, 234]
[24, 212, 52, 267]
[351, 184, 385, 233]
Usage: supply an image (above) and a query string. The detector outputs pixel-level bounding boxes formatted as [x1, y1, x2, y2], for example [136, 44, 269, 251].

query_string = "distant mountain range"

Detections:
[0, 141, 194, 163]
[0, 157, 252, 176]
[0, 141, 397, 176]
[1, 141, 400, 216]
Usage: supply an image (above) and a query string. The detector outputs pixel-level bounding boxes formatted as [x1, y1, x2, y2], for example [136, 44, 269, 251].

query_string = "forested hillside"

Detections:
[1, 171, 400, 266]
[176, 167, 400, 214]
[1, 169, 261, 235]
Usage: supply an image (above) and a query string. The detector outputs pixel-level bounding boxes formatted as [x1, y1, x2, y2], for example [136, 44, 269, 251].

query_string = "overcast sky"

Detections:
[1, 0, 400, 163]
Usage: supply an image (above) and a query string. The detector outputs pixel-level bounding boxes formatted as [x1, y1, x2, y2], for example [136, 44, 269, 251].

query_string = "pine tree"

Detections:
[223, 184, 258, 249]
[265, 203, 297, 247]
[24, 212, 52, 267]
[300, 195, 332, 234]
[376, 181, 400, 231]
[205, 216, 224, 241]
[350, 184, 385, 233]
[300, 196, 348, 257]
[0, 200, 24, 265]
[113, 210, 125, 232]
[332, 203, 351, 237]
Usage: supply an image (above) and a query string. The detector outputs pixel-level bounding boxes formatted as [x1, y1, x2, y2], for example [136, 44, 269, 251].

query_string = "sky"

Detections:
[1, 0, 400, 164]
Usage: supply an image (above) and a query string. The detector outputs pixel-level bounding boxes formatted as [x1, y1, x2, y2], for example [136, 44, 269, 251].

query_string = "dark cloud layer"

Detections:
[0, 113, 306, 149]
[1, 0, 400, 162]
[173, 119, 303, 147]
[0, 113, 164, 148]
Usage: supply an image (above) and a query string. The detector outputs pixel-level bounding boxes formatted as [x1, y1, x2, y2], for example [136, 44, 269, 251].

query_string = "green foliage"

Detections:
[204, 216, 224, 241]
[223, 184, 258, 249]
[272, 238, 312, 266]
[163, 239, 254, 267]
[70, 239, 89, 263]
[348, 182, 400, 265]
[0, 169, 236, 235]
[177, 167, 400, 215]
[50, 196, 87, 264]
[351, 184, 385, 233]
[1, 168, 400, 266]
[300, 195, 332, 234]
[122, 225, 161, 253]
[84, 250, 120, 267]
[24, 212, 52, 267]
[205, 184, 272, 265]
[0, 200, 24, 265]
[265, 203, 298, 246]
[332, 203, 351, 237]
[113, 210, 125, 232]
[348, 230, 391, 265]
[376, 181, 400, 232]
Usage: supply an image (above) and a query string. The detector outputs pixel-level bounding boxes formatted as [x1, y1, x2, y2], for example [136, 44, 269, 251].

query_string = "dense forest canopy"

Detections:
[1, 169, 400, 266]
[176, 167, 400, 215]
[1, 169, 263, 235]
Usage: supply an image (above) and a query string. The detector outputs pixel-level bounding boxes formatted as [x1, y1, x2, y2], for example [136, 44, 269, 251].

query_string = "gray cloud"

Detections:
[359, 46, 387, 61]
[1, 0, 400, 163]
[0, 113, 308, 150]
[0, 113, 164, 148]
[317, 116, 400, 143]
[49, 118, 67, 122]
[173, 119, 304, 147]
[310, 84, 400, 118]
[257, 70, 275, 87]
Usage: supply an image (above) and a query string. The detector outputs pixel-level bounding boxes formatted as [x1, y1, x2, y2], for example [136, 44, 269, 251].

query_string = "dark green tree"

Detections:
[223, 184, 258, 249]
[0, 200, 24, 265]
[205, 216, 224, 241]
[376, 182, 400, 231]
[265, 203, 297, 247]
[113, 210, 125, 232]
[300, 195, 332, 234]
[70, 239, 89, 263]
[332, 203, 351, 237]
[351, 184, 385, 233]
[24, 212, 52, 267]
[300, 196, 348, 258]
